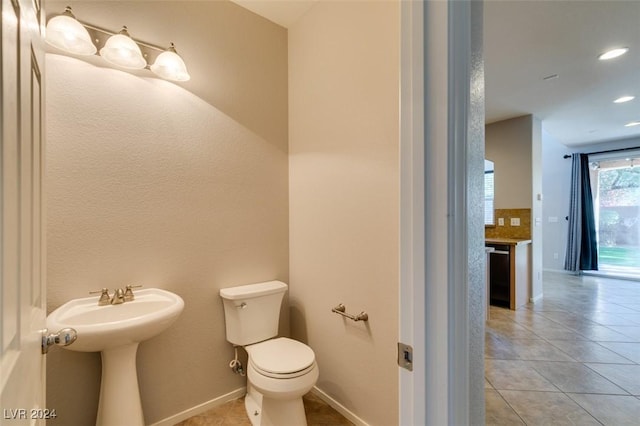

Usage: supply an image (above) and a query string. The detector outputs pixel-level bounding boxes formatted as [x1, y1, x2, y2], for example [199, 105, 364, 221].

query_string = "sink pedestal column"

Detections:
[97, 343, 144, 426]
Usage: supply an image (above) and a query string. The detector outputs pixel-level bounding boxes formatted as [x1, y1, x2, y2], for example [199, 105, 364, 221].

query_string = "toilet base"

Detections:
[244, 385, 262, 426]
[244, 384, 307, 426]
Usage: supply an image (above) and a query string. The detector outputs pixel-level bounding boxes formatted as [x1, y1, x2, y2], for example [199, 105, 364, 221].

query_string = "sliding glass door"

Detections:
[591, 154, 640, 279]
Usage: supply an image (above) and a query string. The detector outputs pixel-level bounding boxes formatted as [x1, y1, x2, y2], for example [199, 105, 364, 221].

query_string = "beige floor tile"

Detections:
[485, 333, 520, 360]
[485, 359, 558, 391]
[585, 363, 640, 395]
[175, 394, 352, 426]
[586, 312, 640, 326]
[546, 339, 635, 364]
[499, 390, 600, 425]
[508, 339, 577, 362]
[568, 393, 640, 426]
[529, 361, 627, 394]
[485, 389, 524, 425]
[571, 324, 637, 342]
[488, 273, 640, 425]
[598, 342, 640, 363]
[486, 319, 541, 340]
[609, 326, 640, 340]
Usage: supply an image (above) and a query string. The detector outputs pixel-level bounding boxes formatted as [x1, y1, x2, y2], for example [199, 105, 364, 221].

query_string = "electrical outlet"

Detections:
[498, 218, 504, 226]
[510, 218, 520, 226]
[554, 253, 559, 259]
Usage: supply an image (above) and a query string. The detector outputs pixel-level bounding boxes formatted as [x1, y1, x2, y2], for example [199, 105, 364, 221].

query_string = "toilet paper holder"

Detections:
[331, 303, 368, 322]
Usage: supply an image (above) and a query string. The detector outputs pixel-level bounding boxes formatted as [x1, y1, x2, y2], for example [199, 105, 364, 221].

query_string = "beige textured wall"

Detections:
[288, 2, 400, 425]
[485, 115, 543, 301]
[45, 2, 288, 424]
[485, 115, 533, 209]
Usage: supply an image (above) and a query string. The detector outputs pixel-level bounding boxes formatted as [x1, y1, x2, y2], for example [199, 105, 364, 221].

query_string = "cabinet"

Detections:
[486, 239, 531, 310]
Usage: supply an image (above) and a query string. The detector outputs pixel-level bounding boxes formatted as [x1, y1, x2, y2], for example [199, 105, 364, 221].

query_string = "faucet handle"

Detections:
[89, 288, 111, 306]
[124, 285, 142, 301]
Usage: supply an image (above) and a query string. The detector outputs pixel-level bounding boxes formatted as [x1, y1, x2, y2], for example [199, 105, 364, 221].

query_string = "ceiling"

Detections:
[484, 1, 640, 147]
[232, 0, 640, 148]
[230, 0, 318, 28]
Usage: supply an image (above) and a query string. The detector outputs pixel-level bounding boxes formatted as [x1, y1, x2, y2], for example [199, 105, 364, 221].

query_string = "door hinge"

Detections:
[398, 342, 413, 371]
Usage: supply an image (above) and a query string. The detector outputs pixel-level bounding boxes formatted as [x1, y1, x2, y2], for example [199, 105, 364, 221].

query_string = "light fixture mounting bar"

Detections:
[79, 21, 166, 69]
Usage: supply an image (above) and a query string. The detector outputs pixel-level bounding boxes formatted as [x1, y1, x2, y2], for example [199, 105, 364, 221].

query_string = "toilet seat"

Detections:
[247, 337, 316, 379]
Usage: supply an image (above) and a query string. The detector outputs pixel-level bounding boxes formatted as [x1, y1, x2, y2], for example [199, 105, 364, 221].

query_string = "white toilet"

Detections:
[220, 281, 319, 426]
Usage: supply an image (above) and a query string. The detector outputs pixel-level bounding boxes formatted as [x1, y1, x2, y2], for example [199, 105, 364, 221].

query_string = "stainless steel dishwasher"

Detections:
[487, 244, 510, 308]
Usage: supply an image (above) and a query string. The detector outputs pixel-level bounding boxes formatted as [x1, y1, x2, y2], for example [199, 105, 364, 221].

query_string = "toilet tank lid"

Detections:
[219, 280, 287, 300]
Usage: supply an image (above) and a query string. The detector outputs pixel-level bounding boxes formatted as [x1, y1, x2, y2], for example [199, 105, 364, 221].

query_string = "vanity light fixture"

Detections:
[45, 7, 191, 81]
[598, 47, 629, 60]
[613, 96, 635, 103]
[100, 26, 147, 70]
[45, 6, 96, 55]
[150, 43, 191, 81]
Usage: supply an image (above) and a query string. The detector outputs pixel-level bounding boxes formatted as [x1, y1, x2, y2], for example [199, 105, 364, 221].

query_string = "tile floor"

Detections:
[175, 392, 353, 426]
[486, 271, 640, 425]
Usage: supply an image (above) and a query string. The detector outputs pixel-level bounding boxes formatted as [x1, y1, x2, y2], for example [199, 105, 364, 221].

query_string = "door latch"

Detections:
[398, 342, 413, 371]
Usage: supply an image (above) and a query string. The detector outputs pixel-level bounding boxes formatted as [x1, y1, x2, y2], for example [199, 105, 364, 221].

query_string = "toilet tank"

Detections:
[220, 281, 287, 346]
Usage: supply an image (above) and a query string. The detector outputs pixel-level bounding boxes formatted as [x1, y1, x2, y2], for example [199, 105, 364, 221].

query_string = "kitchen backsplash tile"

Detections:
[485, 208, 531, 239]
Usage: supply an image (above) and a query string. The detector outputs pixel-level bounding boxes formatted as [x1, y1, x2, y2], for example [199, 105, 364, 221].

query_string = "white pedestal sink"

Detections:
[47, 288, 184, 426]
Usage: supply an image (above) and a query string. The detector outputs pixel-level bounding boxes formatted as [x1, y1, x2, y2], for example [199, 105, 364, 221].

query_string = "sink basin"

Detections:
[47, 288, 184, 426]
[47, 288, 184, 352]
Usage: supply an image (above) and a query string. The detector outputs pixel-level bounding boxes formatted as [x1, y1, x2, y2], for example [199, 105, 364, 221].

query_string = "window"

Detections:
[485, 159, 495, 225]
[591, 153, 640, 278]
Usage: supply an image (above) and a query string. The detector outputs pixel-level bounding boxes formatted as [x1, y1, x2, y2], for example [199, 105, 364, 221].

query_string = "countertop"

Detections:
[485, 238, 532, 246]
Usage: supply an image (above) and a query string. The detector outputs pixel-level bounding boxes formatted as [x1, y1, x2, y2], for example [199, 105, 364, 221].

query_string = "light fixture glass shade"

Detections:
[99, 27, 146, 70]
[150, 43, 190, 81]
[45, 7, 96, 55]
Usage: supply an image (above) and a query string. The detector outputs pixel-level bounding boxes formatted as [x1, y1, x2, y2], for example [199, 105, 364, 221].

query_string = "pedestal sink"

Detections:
[47, 288, 184, 426]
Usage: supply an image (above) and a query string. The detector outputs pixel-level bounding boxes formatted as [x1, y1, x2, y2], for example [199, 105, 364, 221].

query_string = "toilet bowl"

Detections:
[220, 281, 319, 426]
[244, 338, 319, 425]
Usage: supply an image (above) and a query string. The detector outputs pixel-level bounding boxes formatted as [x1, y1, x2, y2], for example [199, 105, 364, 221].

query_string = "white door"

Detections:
[1, 0, 47, 423]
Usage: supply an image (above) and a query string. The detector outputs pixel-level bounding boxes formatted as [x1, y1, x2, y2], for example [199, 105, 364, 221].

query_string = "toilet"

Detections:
[220, 281, 319, 426]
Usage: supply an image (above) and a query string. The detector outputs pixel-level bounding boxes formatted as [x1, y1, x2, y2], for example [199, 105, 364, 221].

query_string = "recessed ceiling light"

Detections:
[598, 47, 629, 60]
[614, 96, 635, 103]
[624, 121, 640, 127]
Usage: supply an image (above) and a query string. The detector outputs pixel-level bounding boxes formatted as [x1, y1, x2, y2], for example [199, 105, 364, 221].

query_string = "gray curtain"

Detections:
[564, 153, 598, 272]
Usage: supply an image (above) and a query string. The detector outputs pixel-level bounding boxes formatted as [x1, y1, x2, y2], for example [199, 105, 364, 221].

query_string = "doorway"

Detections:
[591, 153, 640, 279]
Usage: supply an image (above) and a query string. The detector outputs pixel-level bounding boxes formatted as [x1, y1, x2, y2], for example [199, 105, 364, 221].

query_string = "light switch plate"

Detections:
[498, 218, 504, 226]
[510, 218, 520, 226]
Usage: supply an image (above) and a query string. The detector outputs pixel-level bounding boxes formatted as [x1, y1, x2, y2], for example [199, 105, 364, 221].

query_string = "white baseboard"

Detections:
[148, 387, 246, 426]
[542, 268, 571, 274]
[529, 293, 543, 303]
[310, 386, 369, 426]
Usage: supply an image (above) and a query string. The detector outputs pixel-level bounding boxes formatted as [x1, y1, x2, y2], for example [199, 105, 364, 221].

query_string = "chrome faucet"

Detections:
[124, 285, 142, 302]
[111, 288, 125, 305]
[89, 288, 111, 306]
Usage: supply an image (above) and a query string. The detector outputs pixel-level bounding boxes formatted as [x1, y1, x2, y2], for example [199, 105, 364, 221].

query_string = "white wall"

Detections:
[531, 117, 543, 298]
[541, 130, 571, 271]
[46, 2, 288, 424]
[288, 1, 400, 424]
[541, 133, 640, 271]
